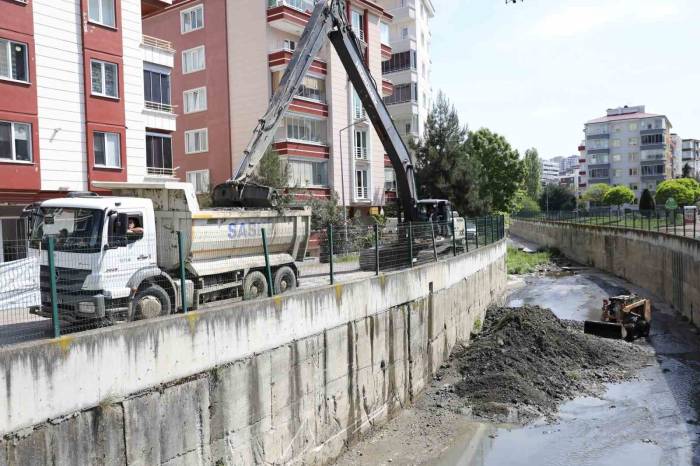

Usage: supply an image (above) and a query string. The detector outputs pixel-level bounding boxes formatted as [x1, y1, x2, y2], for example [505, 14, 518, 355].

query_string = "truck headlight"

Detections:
[78, 302, 96, 314]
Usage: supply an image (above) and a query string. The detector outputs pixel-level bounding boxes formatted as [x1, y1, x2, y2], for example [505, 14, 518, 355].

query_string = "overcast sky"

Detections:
[431, 0, 700, 160]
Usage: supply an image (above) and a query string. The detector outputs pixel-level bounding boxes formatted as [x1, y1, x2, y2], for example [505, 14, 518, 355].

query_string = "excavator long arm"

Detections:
[213, 0, 418, 220]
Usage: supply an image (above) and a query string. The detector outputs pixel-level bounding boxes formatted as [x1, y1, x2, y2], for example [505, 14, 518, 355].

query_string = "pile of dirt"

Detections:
[449, 305, 649, 423]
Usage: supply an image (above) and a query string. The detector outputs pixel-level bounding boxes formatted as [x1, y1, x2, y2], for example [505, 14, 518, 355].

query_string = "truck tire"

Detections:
[132, 284, 171, 320]
[274, 266, 297, 294]
[243, 271, 268, 300]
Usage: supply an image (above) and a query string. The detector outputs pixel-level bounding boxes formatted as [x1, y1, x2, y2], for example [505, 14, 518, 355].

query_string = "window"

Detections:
[613, 124, 623, 133]
[384, 168, 397, 191]
[352, 87, 365, 120]
[629, 168, 639, 176]
[0, 39, 28, 82]
[351, 10, 365, 42]
[641, 150, 664, 161]
[285, 116, 326, 144]
[589, 168, 609, 179]
[287, 158, 328, 187]
[628, 152, 639, 162]
[91, 60, 118, 98]
[641, 133, 663, 145]
[182, 46, 205, 74]
[298, 76, 325, 102]
[283, 39, 296, 51]
[181, 4, 204, 33]
[146, 134, 172, 175]
[93, 131, 120, 168]
[183, 87, 207, 113]
[0, 121, 31, 162]
[186, 170, 210, 194]
[612, 139, 621, 148]
[586, 124, 608, 136]
[185, 128, 208, 154]
[143, 69, 170, 107]
[587, 138, 609, 150]
[629, 184, 638, 191]
[401, 27, 408, 39]
[641, 164, 665, 176]
[382, 50, 417, 73]
[641, 118, 664, 130]
[629, 122, 638, 131]
[384, 83, 418, 105]
[628, 137, 638, 146]
[612, 154, 622, 162]
[354, 129, 368, 159]
[589, 154, 609, 165]
[88, 0, 116, 28]
[380, 22, 390, 44]
[355, 169, 368, 200]
[612, 169, 624, 177]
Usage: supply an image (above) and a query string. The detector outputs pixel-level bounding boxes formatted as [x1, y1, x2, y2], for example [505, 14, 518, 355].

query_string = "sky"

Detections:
[430, 0, 700, 160]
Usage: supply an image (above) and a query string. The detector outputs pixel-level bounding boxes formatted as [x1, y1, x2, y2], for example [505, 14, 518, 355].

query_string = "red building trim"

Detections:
[383, 154, 391, 167]
[80, 0, 124, 57]
[273, 141, 330, 159]
[289, 98, 328, 117]
[381, 79, 393, 96]
[268, 51, 327, 75]
[381, 43, 392, 60]
[266, 5, 311, 28]
[363, 8, 369, 65]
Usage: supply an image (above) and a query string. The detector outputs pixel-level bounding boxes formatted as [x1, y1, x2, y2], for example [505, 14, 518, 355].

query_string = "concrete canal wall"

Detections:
[0, 240, 507, 465]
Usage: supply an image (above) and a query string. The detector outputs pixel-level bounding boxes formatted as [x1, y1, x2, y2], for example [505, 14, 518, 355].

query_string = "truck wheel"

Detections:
[132, 285, 171, 320]
[243, 271, 268, 300]
[274, 266, 297, 294]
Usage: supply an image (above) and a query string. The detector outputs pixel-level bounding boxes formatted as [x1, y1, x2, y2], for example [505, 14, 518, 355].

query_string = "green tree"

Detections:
[522, 148, 542, 200]
[512, 189, 540, 213]
[655, 180, 696, 206]
[539, 184, 576, 211]
[582, 183, 611, 206]
[603, 186, 635, 210]
[683, 163, 692, 179]
[250, 147, 289, 190]
[412, 92, 486, 216]
[674, 177, 700, 201]
[639, 188, 656, 213]
[466, 128, 524, 213]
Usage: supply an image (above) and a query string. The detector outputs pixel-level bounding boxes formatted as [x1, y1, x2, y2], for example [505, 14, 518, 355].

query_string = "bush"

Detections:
[655, 180, 695, 207]
[582, 183, 611, 206]
[603, 186, 635, 208]
[639, 188, 655, 212]
[675, 178, 700, 202]
[538, 184, 576, 211]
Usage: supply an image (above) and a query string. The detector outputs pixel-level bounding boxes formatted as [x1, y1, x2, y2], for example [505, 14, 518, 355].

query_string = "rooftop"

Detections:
[586, 112, 663, 124]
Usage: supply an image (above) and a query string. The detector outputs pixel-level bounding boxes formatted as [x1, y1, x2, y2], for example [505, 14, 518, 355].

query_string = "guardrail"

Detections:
[142, 34, 175, 53]
[0, 215, 504, 347]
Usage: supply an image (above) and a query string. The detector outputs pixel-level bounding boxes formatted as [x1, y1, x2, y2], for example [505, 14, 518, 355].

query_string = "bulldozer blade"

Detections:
[584, 320, 626, 340]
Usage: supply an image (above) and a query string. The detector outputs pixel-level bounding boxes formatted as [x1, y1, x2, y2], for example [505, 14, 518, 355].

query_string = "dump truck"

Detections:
[27, 182, 310, 322]
[584, 295, 651, 341]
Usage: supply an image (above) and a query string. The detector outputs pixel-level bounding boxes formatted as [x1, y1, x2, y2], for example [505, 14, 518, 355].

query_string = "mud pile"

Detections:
[451, 306, 648, 422]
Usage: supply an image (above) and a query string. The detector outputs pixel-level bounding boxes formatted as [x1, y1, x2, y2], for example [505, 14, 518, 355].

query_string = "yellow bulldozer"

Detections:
[584, 295, 651, 341]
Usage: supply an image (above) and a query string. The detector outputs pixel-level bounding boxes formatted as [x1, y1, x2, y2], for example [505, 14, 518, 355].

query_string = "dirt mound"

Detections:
[451, 306, 648, 422]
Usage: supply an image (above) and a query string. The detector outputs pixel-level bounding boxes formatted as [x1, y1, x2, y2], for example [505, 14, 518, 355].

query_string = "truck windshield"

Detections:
[29, 208, 104, 253]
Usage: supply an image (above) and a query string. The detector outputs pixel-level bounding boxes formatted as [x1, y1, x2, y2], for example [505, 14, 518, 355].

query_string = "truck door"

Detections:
[102, 210, 155, 295]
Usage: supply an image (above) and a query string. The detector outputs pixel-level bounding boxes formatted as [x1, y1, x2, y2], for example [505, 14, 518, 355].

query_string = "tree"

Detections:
[683, 163, 692, 179]
[538, 184, 576, 211]
[603, 186, 635, 210]
[655, 180, 696, 207]
[582, 183, 611, 206]
[250, 147, 289, 190]
[523, 148, 542, 200]
[412, 92, 486, 216]
[466, 128, 524, 213]
[674, 177, 700, 202]
[512, 189, 540, 213]
[639, 188, 656, 213]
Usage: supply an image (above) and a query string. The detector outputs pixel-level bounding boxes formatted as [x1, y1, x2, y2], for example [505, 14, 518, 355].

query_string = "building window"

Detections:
[628, 152, 639, 162]
[186, 170, 210, 193]
[352, 87, 365, 120]
[382, 50, 417, 73]
[284, 116, 326, 144]
[587, 138, 609, 150]
[629, 168, 639, 176]
[384, 168, 397, 191]
[181, 4, 204, 34]
[383, 83, 418, 106]
[612, 169, 624, 177]
[611, 139, 621, 148]
[0, 39, 28, 82]
[641, 164, 665, 176]
[355, 169, 369, 200]
[184, 128, 208, 154]
[354, 129, 368, 160]
[143, 69, 171, 108]
[612, 154, 622, 162]
[0, 121, 31, 162]
[589, 154, 609, 165]
[629, 184, 638, 191]
[283, 39, 296, 51]
[380, 22, 390, 44]
[287, 158, 328, 187]
[351, 10, 365, 42]
[146, 134, 172, 175]
[88, 0, 116, 28]
[401, 27, 408, 39]
[629, 122, 638, 131]
[183, 87, 207, 113]
[182, 46, 205, 74]
[628, 137, 638, 146]
[298, 76, 326, 102]
[589, 168, 609, 179]
[641, 133, 663, 145]
[93, 131, 121, 168]
[91, 60, 118, 98]
[641, 150, 664, 161]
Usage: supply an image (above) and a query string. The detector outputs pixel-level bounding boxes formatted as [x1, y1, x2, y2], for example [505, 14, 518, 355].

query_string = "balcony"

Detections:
[354, 146, 368, 160]
[267, 0, 315, 35]
[141, 35, 175, 68]
[143, 101, 177, 131]
[146, 166, 177, 178]
[381, 43, 392, 61]
[381, 79, 394, 97]
[390, 1, 416, 23]
[268, 51, 326, 75]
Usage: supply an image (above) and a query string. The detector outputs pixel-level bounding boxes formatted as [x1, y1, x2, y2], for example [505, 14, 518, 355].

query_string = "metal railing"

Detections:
[0, 215, 505, 347]
[514, 208, 699, 239]
[142, 35, 175, 53]
[267, 0, 316, 13]
[144, 101, 176, 113]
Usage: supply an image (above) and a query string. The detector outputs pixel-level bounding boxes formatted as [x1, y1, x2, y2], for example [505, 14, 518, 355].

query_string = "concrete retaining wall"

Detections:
[510, 220, 700, 322]
[0, 240, 506, 465]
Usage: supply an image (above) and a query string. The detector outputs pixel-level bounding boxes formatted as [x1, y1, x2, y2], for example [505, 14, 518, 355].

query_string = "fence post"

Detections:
[451, 217, 457, 256]
[665, 209, 668, 232]
[464, 217, 470, 252]
[327, 224, 334, 285]
[632, 210, 636, 229]
[430, 221, 438, 261]
[373, 224, 380, 275]
[475, 218, 479, 249]
[408, 222, 414, 267]
[48, 236, 60, 339]
[683, 209, 687, 237]
[261, 228, 275, 297]
[656, 209, 660, 233]
[177, 231, 188, 313]
[695, 209, 697, 238]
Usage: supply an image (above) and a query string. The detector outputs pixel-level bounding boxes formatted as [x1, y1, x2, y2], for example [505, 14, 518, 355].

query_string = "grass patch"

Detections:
[507, 246, 552, 274]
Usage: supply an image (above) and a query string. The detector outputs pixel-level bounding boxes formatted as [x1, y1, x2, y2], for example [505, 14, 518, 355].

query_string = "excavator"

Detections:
[212, 0, 459, 230]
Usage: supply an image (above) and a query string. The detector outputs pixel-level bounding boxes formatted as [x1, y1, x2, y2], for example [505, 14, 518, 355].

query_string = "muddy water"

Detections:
[437, 270, 700, 466]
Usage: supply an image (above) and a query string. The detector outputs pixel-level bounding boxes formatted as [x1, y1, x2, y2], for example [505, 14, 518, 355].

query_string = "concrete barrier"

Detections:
[0, 240, 506, 465]
[510, 220, 700, 323]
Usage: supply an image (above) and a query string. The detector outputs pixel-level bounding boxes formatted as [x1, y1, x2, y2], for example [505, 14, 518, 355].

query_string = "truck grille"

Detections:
[39, 266, 90, 294]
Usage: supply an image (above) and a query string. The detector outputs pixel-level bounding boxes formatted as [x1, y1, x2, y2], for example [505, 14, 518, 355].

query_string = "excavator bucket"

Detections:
[583, 320, 626, 340]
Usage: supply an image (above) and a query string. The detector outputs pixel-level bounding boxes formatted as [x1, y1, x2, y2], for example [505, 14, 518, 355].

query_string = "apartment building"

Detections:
[0, 0, 173, 261]
[376, 0, 434, 144]
[582, 105, 673, 204]
[681, 138, 700, 178]
[144, 0, 395, 215]
[558, 154, 579, 175]
[540, 159, 559, 185]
